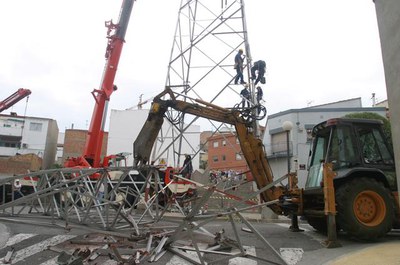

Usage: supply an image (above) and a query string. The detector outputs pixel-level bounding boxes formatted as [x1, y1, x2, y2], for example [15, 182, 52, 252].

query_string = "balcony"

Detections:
[264, 141, 293, 159]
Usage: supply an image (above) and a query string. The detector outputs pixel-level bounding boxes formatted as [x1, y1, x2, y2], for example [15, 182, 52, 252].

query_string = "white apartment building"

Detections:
[56, 132, 65, 165]
[263, 98, 387, 188]
[0, 114, 58, 169]
[107, 109, 200, 169]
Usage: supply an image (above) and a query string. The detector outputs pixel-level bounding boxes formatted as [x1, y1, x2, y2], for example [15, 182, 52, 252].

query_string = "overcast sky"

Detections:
[0, 0, 386, 132]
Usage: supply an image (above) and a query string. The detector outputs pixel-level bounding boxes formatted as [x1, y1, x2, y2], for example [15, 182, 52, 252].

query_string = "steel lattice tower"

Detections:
[150, 0, 263, 168]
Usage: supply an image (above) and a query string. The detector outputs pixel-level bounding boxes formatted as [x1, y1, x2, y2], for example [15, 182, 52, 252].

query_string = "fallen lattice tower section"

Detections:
[0, 167, 290, 264]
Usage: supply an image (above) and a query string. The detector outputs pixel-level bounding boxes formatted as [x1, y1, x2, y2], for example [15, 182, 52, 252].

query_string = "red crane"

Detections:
[64, 0, 135, 168]
[0, 88, 31, 113]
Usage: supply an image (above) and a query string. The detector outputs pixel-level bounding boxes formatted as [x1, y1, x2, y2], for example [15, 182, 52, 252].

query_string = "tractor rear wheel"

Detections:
[336, 177, 394, 240]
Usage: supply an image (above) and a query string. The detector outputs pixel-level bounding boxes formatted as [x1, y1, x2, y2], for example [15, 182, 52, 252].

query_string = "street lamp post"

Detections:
[282, 121, 293, 174]
[282, 121, 303, 232]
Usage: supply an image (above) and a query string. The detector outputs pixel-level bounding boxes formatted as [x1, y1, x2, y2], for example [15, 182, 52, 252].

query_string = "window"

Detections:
[212, 155, 219, 162]
[306, 131, 327, 188]
[358, 126, 394, 165]
[271, 132, 288, 155]
[326, 126, 359, 170]
[306, 129, 313, 143]
[222, 155, 226, 161]
[29, 122, 43, 132]
[0, 135, 22, 148]
[222, 140, 226, 146]
[213, 141, 219, 148]
[235, 153, 242, 160]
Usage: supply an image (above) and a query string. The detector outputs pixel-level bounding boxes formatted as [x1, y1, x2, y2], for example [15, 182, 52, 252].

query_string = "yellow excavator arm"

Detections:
[133, 88, 286, 213]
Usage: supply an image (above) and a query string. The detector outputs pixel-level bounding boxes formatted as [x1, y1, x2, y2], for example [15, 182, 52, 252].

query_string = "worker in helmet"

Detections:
[251, 60, 266, 85]
[256, 86, 264, 114]
[240, 85, 250, 109]
[234, 49, 246, 85]
[180, 154, 193, 179]
[13, 179, 23, 199]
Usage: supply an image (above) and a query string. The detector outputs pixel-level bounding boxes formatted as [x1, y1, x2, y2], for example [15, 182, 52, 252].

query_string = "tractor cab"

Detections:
[306, 118, 396, 189]
[303, 118, 398, 240]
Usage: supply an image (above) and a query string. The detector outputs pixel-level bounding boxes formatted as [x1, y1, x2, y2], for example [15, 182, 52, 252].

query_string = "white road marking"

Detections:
[167, 245, 257, 265]
[167, 245, 205, 265]
[0, 234, 75, 265]
[275, 223, 306, 264]
[280, 248, 304, 265]
[101, 260, 119, 265]
[229, 246, 257, 265]
[40, 257, 57, 265]
[1, 233, 37, 249]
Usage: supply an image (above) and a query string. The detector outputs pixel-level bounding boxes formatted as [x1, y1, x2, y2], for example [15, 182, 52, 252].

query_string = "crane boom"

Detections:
[65, 0, 135, 168]
[0, 88, 31, 113]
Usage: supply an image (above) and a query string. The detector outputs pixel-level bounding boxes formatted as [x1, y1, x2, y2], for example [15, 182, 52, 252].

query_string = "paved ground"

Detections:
[327, 242, 400, 265]
[1, 174, 400, 264]
[1, 215, 400, 265]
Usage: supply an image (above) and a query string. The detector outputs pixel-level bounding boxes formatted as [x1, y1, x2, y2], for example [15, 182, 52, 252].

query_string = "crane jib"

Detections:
[65, 0, 135, 168]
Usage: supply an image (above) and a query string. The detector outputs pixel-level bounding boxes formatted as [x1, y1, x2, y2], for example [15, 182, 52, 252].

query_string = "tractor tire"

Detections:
[336, 177, 394, 241]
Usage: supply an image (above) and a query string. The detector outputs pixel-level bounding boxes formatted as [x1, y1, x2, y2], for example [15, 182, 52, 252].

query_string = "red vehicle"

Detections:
[64, 0, 135, 170]
[0, 88, 31, 113]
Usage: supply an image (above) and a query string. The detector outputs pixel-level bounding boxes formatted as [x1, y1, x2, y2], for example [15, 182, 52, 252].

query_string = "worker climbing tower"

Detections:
[151, 0, 264, 167]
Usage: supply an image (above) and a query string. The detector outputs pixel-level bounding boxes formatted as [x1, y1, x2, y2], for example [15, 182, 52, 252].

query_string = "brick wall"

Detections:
[0, 153, 42, 175]
[62, 129, 108, 164]
[207, 132, 250, 178]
